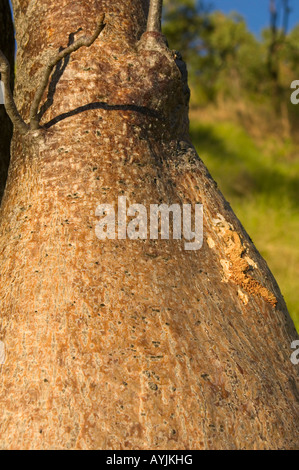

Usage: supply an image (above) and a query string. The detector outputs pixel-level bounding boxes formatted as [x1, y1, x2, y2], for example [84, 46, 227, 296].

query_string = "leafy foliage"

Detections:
[163, 0, 299, 110]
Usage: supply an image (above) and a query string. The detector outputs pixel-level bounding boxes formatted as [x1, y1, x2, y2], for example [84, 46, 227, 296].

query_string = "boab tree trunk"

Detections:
[0, 0, 298, 450]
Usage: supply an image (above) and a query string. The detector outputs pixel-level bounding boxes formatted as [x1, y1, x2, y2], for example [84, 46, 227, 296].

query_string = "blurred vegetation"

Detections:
[163, 0, 299, 331]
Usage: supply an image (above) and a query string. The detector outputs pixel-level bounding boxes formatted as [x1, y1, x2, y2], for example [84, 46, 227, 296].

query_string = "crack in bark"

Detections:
[43, 101, 161, 129]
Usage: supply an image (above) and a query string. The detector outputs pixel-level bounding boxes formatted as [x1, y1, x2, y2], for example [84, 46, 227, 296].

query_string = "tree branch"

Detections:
[281, 0, 291, 38]
[0, 50, 29, 135]
[147, 0, 163, 33]
[29, 13, 106, 131]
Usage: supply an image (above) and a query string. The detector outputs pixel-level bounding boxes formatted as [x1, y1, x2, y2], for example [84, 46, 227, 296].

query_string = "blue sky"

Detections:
[210, 0, 299, 36]
[8, 0, 299, 37]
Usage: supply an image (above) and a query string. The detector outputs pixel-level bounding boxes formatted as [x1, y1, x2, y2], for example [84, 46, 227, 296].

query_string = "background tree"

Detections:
[162, 0, 296, 116]
[267, 0, 291, 97]
[0, 0, 298, 450]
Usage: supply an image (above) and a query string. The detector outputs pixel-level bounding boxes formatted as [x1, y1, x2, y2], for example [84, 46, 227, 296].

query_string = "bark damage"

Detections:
[0, 0, 298, 450]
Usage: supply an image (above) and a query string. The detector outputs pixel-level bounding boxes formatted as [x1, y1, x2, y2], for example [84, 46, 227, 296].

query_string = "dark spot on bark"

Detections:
[149, 382, 158, 391]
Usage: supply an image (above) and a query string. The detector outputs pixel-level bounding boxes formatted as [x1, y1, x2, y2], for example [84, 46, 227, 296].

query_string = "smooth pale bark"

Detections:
[0, 1, 14, 202]
[0, 0, 298, 450]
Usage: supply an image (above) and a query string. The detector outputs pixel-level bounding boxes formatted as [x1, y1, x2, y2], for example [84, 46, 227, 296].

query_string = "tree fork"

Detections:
[29, 14, 106, 131]
[0, 15, 106, 133]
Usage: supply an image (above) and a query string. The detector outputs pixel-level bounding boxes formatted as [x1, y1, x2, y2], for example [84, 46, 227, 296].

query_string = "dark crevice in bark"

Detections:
[141, 0, 150, 19]
[0, 0, 14, 204]
[44, 101, 161, 129]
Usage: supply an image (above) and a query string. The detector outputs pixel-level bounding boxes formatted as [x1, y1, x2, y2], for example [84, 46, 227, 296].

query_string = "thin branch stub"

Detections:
[146, 0, 163, 33]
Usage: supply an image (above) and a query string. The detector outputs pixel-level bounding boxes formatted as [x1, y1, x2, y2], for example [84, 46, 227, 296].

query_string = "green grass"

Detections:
[190, 119, 299, 332]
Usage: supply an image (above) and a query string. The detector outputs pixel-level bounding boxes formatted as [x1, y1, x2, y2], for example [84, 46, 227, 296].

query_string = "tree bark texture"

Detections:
[0, 1, 14, 202]
[0, 0, 298, 450]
